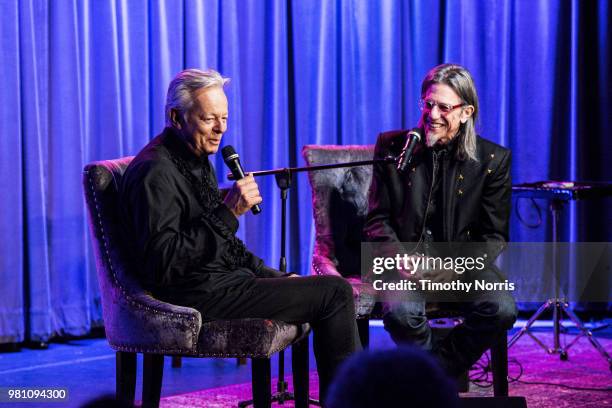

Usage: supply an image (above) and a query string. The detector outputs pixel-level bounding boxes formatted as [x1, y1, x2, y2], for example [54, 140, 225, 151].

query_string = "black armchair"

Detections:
[83, 157, 310, 408]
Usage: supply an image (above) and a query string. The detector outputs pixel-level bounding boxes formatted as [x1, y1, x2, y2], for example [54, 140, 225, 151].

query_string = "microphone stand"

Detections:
[234, 156, 395, 407]
[229, 157, 396, 180]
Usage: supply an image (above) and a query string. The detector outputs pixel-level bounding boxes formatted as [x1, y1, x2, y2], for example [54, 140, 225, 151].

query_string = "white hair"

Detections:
[165, 68, 229, 127]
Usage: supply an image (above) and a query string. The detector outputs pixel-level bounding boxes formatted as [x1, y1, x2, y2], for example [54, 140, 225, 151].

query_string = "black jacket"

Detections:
[363, 129, 511, 266]
[119, 128, 282, 306]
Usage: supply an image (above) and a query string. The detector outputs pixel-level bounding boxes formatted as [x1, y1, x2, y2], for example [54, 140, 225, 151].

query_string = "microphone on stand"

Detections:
[396, 128, 422, 174]
[222, 145, 262, 215]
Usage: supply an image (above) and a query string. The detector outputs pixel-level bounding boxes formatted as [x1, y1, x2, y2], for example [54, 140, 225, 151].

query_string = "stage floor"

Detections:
[0, 320, 610, 407]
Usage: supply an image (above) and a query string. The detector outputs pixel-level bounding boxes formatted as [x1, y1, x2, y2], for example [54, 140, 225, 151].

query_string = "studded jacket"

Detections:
[363, 129, 512, 268]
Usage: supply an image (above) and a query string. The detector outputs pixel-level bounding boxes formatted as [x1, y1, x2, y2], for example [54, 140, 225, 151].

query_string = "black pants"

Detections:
[194, 275, 358, 399]
[383, 268, 517, 377]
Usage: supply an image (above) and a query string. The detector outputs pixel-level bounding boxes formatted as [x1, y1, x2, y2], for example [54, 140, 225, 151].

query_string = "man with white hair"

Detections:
[364, 63, 517, 377]
[119, 68, 357, 399]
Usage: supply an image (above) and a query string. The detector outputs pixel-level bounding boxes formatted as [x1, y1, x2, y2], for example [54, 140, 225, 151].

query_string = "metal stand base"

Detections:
[238, 386, 321, 408]
[508, 298, 612, 371]
[508, 197, 612, 372]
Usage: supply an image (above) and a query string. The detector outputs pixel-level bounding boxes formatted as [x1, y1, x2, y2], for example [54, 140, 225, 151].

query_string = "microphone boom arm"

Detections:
[227, 156, 397, 180]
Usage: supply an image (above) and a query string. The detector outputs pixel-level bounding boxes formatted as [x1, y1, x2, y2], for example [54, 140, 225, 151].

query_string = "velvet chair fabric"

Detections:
[302, 145, 377, 318]
[83, 157, 310, 407]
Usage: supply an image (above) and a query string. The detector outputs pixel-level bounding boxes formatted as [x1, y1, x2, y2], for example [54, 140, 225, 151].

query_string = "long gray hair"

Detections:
[419, 64, 479, 161]
[165, 68, 229, 127]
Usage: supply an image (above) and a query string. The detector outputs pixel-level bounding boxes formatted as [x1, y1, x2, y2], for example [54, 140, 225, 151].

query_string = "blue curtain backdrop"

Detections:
[0, 0, 610, 342]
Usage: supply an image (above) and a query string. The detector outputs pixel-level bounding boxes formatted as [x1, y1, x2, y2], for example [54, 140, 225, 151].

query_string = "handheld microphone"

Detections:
[396, 128, 422, 174]
[221, 145, 262, 215]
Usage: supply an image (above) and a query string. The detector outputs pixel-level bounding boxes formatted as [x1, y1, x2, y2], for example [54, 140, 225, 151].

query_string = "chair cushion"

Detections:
[195, 319, 310, 358]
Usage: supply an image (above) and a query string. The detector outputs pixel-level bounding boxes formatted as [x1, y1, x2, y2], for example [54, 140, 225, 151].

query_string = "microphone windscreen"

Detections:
[408, 127, 422, 141]
[221, 145, 239, 163]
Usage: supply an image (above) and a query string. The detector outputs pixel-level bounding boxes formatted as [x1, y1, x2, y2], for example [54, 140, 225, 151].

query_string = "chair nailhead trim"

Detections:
[111, 343, 294, 359]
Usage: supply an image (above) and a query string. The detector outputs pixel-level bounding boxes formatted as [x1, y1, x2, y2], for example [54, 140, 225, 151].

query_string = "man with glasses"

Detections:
[364, 64, 517, 378]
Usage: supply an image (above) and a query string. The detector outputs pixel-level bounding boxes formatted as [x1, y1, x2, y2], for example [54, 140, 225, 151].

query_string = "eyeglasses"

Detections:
[419, 99, 465, 114]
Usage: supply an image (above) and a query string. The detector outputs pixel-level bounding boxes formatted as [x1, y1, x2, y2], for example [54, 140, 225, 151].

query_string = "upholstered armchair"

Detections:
[83, 157, 310, 408]
[302, 145, 511, 397]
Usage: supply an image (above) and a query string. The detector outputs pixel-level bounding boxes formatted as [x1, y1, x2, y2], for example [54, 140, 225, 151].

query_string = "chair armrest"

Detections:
[345, 276, 377, 317]
[311, 254, 343, 277]
[312, 255, 376, 316]
[102, 288, 202, 355]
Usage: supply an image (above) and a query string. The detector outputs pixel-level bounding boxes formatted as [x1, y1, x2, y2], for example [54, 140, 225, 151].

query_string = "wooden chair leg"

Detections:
[171, 356, 182, 368]
[142, 354, 164, 408]
[357, 318, 370, 349]
[490, 332, 509, 397]
[116, 351, 137, 406]
[292, 338, 310, 408]
[251, 358, 271, 408]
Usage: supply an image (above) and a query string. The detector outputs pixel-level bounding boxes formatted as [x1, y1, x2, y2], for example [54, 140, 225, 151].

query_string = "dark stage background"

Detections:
[0, 0, 610, 343]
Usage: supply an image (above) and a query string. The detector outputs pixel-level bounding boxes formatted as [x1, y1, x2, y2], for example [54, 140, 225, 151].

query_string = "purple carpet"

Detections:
[160, 333, 612, 407]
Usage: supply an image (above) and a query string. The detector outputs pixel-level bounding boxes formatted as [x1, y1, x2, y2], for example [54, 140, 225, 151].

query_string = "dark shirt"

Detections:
[119, 127, 281, 307]
[423, 141, 455, 244]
